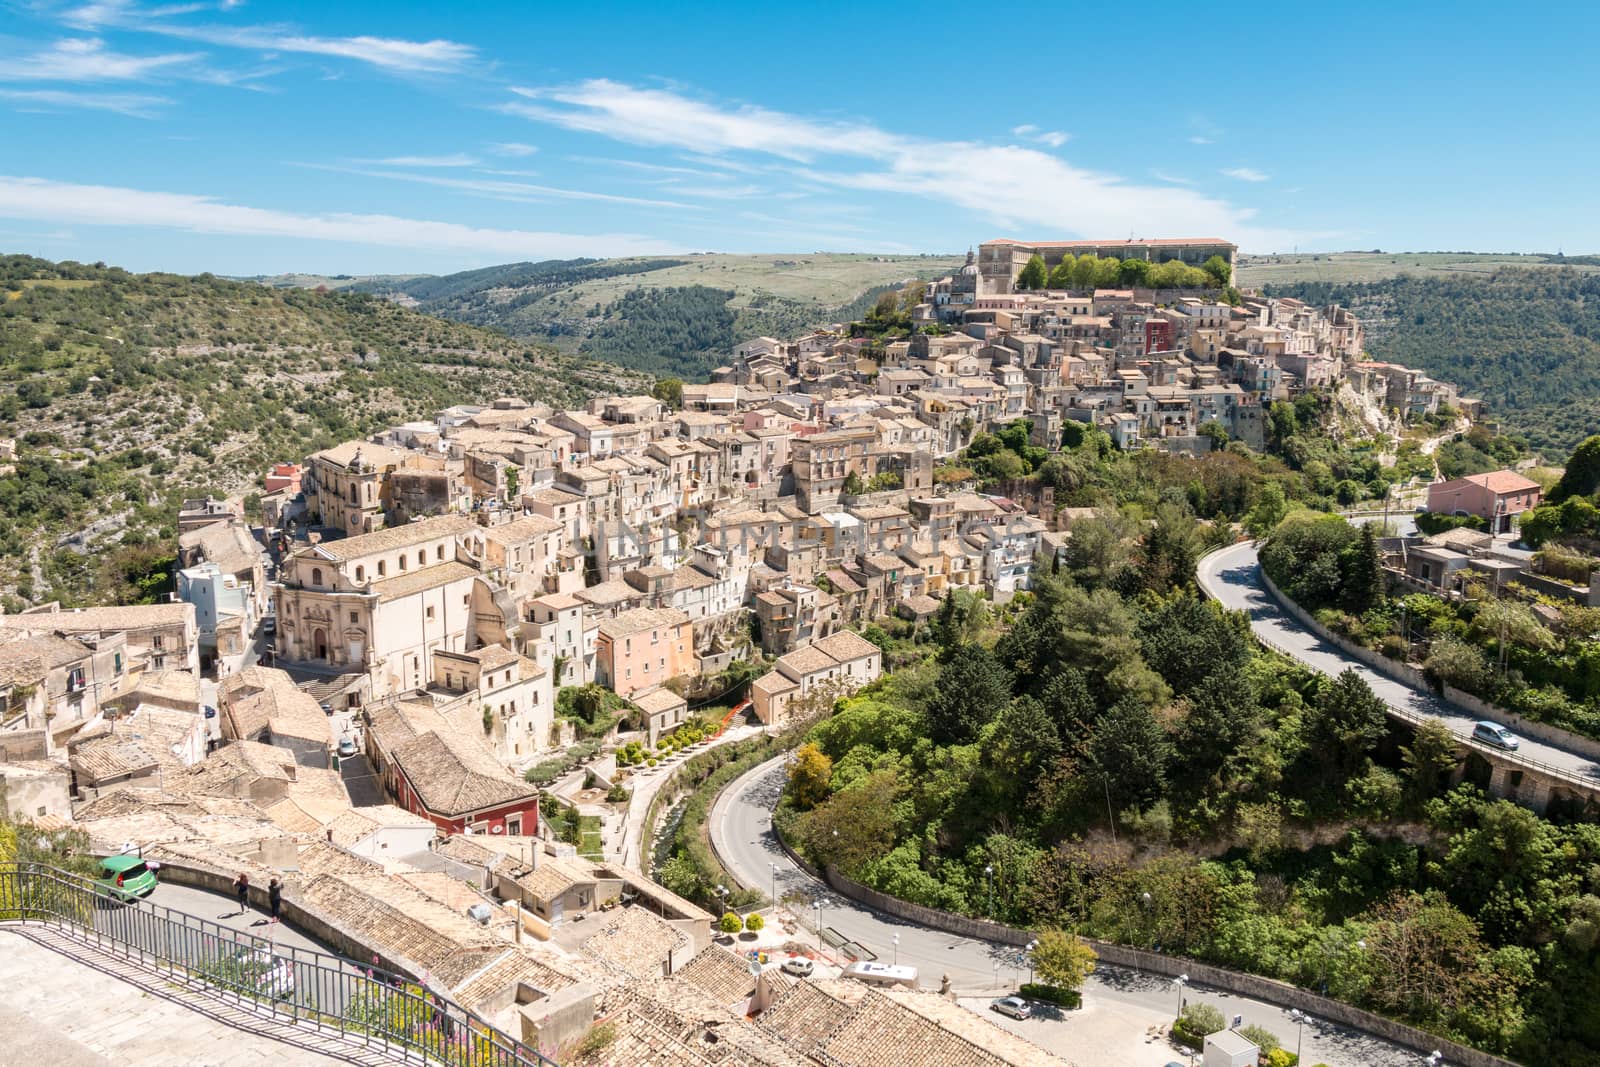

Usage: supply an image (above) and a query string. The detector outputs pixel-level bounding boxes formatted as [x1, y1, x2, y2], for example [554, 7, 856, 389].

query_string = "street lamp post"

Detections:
[984, 865, 994, 919]
[1290, 1009, 1310, 1065]
[1025, 939, 1038, 985]
[1173, 974, 1188, 1018]
[813, 899, 825, 949]
[769, 862, 779, 906]
[1427, 1053, 1443, 1067]
[892, 933, 899, 967]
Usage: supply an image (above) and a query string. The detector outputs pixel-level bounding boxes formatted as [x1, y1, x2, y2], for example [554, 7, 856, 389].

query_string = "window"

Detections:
[113, 652, 122, 675]
[416, 552, 425, 568]
[437, 546, 446, 562]
[355, 565, 365, 582]
[311, 568, 323, 586]
[152, 635, 164, 651]
[378, 560, 387, 577]
[66, 667, 86, 692]
[349, 611, 358, 625]
[426, 606, 435, 621]
[398, 556, 407, 572]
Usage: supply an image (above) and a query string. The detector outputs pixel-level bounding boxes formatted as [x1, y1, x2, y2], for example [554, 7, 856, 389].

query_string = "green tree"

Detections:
[1306, 669, 1389, 777]
[1202, 254, 1232, 287]
[842, 470, 865, 496]
[651, 377, 684, 408]
[925, 644, 1013, 744]
[987, 696, 1063, 792]
[800, 768, 901, 876]
[1030, 929, 1098, 991]
[719, 911, 743, 934]
[1086, 696, 1171, 811]
[1071, 255, 1099, 289]
[745, 911, 765, 932]
[1117, 258, 1153, 287]
[1046, 255, 1076, 289]
[1015, 254, 1048, 291]
[1341, 523, 1385, 614]
[788, 743, 833, 810]
[1400, 719, 1460, 802]
[1244, 481, 1290, 538]
[1551, 434, 1600, 502]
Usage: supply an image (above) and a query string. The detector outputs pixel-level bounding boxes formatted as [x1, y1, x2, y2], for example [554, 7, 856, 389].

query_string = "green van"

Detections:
[97, 855, 157, 901]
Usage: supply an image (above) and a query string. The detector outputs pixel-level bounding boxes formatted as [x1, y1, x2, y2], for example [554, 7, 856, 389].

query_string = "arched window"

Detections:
[416, 551, 425, 568]
[436, 546, 446, 562]
[349, 485, 358, 504]
[377, 560, 386, 577]
[311, 567, 323, 586]
[398, 556, 407, 572]
[355, 565, 365, 583]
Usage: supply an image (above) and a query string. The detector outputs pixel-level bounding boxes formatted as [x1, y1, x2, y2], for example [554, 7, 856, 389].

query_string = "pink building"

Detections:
[1427, 470, 1542, 534]
[264, 463, 302, 495]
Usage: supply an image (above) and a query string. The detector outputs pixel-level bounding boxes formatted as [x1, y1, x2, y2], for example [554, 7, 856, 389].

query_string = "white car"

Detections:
[1472, 721, 1519, 750]
[780, 957, 815, 978]
[231, 949, 295, 998]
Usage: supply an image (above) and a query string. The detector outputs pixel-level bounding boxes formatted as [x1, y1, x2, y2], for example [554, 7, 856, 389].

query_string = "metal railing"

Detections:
[1198, 542, 1600, 795]
[0, 864, 558, 1067]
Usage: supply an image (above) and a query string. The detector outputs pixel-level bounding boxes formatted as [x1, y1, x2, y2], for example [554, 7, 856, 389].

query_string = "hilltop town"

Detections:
[0, 237, 1493, 1065]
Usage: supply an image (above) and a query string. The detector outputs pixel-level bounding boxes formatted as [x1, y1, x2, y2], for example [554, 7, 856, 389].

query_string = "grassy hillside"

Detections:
[1238, 250, 1600, 286]
[1264, 269, 1600, 455]
[0, 254, 649, 607]
[337, 252, 964, 379]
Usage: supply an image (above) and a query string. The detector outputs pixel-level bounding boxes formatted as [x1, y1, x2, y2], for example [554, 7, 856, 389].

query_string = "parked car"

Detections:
[1472, 720, 1520, 750]
[96, 854, 157, 901]
[991, 996, 1031, 1020]
[203, 705, 217, 719]
[320, 702, 334, 716]
[780, 957, 815, 978]
[337, 737, 359, 758]
[262, 616, 276, 634]
[229, 949, 296, 999]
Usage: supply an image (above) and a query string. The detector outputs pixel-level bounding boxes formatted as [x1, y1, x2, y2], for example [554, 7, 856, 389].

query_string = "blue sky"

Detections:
[1, 0, 1596, 275]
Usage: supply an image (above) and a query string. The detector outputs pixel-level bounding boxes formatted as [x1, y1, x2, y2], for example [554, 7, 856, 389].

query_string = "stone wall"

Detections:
[1257, 563, 1600, 762]
[815, 863, 1517, 1067]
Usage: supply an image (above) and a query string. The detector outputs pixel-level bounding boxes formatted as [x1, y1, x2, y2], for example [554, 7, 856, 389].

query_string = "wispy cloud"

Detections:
[58, 2, 476, 73]
[302, 163, 692, 209]
[0, 37, 201, 81]
[487, 142, 537, 157]
[362, 153, 479, 168]
[504, 79, 1305, 250]
[1012, 124, 1067, 148]
[0, 86, 170, 116]
[1188, 136, 1213, 145]
[0, 175, 678, 257]
[1222, 167, 1269, 182]
[1152, 170, 1192, 185]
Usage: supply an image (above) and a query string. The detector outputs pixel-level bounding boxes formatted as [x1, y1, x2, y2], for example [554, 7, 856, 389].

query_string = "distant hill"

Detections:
[308, 253, 965, 380]
[1237, 250, 1600, 287]
[1263, 268, 1600, 455]
[0, 254, 648, 607]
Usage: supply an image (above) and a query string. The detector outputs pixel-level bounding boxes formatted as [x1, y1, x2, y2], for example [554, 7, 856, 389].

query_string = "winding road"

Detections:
[710, 756, 1418, 1067]
[1196, 540, 1600, 788]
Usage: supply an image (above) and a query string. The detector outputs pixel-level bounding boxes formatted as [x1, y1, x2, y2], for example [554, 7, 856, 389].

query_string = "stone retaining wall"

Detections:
[1256, 563, 1600, 762]
[816, 863, 1518, 1067]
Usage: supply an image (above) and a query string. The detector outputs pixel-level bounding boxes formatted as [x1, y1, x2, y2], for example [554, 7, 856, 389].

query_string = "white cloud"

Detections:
[1036, 131, 1068, 148]
[0, 175, 678, 257]
[1188, 136, 1214, 145]
[506, 80, 1306, 250]
[1222, 167, 1269, 182]
[488, 142, 537, 157]
[1011, 124, 1037, 136]
[59, 2, 476, 73]
[0, 86, 170, 116]
[1152, 171, 1192, 185]
[0, 37, 201, 81]
[364, 153, 479, 168]
[304, 164, 692, 209]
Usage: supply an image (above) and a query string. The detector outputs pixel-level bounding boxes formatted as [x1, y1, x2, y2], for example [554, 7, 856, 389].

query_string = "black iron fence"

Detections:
[0, 863, 558, 1067]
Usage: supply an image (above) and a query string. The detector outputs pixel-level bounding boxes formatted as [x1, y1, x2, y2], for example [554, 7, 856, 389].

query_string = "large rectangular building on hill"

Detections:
[977, 237, 1237, 294]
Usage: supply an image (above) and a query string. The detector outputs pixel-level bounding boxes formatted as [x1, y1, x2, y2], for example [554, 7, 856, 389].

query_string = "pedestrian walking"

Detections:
[267, 877, 282, 924]
[234, 872, 250, 915]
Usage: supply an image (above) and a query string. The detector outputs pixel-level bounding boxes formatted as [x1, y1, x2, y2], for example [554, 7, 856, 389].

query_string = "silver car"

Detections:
[1472, 721, 1519, 750]
[991, 996, 1031, 1020]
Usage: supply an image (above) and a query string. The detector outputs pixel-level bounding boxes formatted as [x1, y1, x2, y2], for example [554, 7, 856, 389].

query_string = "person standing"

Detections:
[234, 872, 250, 915]
[267, 877, 282, 924]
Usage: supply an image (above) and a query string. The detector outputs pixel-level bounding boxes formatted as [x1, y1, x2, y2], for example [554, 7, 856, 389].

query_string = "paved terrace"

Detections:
[0, 928, 397, 1066]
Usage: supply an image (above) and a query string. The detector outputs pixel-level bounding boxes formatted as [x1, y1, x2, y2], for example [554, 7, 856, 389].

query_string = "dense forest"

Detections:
[586, 286, 740, 377]
[773, 428, 1600, 1064]
[1267, 269, 1600, 453]
[0, 255, 647, 607]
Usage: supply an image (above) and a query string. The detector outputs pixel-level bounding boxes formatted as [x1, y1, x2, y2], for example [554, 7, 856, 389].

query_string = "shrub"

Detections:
[1018, 982, 1081, 1009]
[744, 912, 765, 933]
[1238, 1024, 1281, 1053]
[719, 911, 743, 934]
[605, 784, 630, 803]
[1172, 1003, 1227, 1048]
[1264, 1049, 1298, 1067]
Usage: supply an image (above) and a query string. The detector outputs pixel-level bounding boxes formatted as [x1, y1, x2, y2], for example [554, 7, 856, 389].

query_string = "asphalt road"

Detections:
[710, 757, 1418, 1066]
[1196, 540, 1600, 786]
